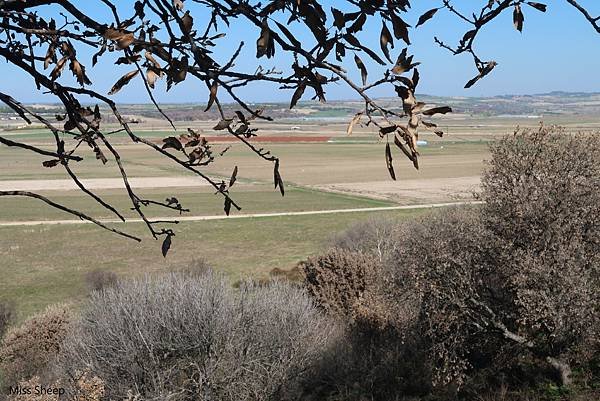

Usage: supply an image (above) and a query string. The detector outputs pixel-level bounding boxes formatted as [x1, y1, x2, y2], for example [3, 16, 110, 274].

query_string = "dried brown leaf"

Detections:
[108, 70, 139, 95]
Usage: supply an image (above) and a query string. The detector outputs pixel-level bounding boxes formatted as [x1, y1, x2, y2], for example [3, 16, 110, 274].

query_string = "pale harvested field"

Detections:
[316, 176, 480, 204]
[0, 140, 488, 205]
[0, 176, 214, 191]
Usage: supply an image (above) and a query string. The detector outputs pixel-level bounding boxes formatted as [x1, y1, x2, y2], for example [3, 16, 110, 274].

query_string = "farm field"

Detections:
[0, 208, 429, 320]
[2, 113, 599, 321]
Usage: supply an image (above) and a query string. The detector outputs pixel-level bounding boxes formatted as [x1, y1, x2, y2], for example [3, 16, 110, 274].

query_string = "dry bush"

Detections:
[84, 269, 118, 293]
[481, 127, 600, 368]
[175, 257, 213, 278]
[56, 272, 338, 401]
[482, 127, 600, 256]
[305, 127, 600, 400]
[270, 266, 304, 283]
[389, 206, 500, 388]
[0, 304, 72, 389]
[6, 372, 104, 401]
[300, 248, 387, 324]
[384, 128, 600, 393]
[304, 322, 431, 401]
[0, 301, 15, 339]
[299, 246, 428, 401]
[330, 217, 402, 263]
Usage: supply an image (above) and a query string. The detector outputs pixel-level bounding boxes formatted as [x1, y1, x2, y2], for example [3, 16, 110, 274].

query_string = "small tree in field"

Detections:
[386, 127, 600, 389]
[2, 1, 600, 250]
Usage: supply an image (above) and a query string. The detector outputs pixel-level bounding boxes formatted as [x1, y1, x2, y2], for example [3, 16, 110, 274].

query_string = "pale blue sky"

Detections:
[2, 1, 600, 103]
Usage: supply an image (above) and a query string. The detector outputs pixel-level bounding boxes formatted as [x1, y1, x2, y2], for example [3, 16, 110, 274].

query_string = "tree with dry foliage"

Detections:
[389, 128, 600, 389]
[2, 0, 600, 251]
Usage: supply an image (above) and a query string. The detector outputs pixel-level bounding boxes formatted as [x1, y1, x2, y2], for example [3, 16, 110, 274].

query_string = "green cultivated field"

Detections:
[0, 209, 427, 320]
[0, 186, 391, 222]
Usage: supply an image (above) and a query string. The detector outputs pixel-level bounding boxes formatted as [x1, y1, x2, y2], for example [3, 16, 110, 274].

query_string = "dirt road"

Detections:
[0, 201, 482, 227]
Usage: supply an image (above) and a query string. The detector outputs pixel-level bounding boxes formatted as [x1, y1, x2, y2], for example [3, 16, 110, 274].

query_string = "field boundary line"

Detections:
[0, 201, 483, 227]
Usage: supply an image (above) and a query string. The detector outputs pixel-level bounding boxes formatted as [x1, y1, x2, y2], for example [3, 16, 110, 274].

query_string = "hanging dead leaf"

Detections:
[181, 11, 193, 35]
[290, 80, 307, 109]
[162, 136, 183, 151]
[416, 8, 439, 28]
[205, 80, 218, 112]
[391, 48, 420, 75]
[213, 119, 233, 130]
[49, 56, 68, 80]
[354, 54, 368, 86]
[380, 22, 394, 63]
[44, 44, 55, 70]
[390, 13, 410, 45]
[224, 197, 232, 216]
[108, 70, 139, 95]
[422, 106, 453, 116]
[513, 4, 524, 32]
[229, 166, 238, 187]
[273, 159, 284, 196]
[42, 159, 60, 168]
[464, 61, 497, 88]
[161, 234, 172, 257]
[145, 51, 161, 69]
[146, 67, 160, 89]
[273, 20, 301, 48]
[526, 2, 547, 12]
[412, 68, 420, 88]
[103, 27, 135, 49]
[331, 8, 345, 29]
[347, 112, 363, 136]
[256, 19, 275, 58]
[347, 12, 366, 34]
[69, 59, 91, 86]
[385, 142, 396, 180]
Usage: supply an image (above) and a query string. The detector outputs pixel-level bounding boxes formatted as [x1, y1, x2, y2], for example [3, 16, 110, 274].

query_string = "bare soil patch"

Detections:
[315, 176, 480, 204]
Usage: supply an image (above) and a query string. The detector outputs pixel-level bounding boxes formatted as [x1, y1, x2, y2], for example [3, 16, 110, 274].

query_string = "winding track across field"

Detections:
[0, 201, 483, 227]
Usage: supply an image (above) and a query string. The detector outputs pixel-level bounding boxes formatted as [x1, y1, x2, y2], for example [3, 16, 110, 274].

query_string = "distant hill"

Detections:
[412, 92, 600, 117]
[6, 92, 600, 123]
